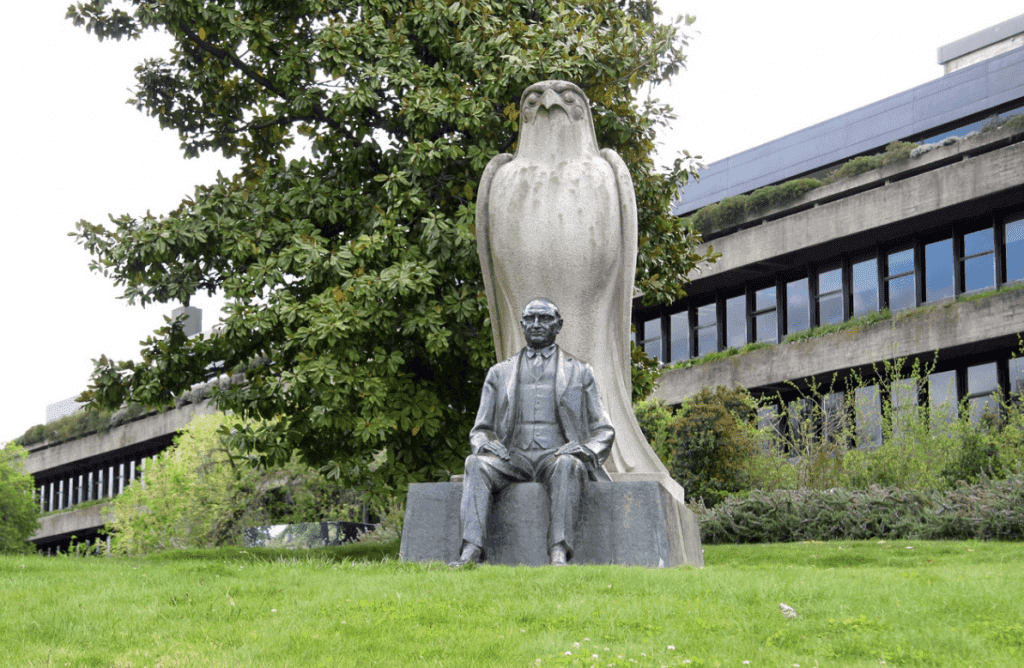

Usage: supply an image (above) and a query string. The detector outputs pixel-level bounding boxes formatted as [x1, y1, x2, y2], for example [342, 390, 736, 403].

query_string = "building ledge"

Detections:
[26, 400, 219, 478]
[654, 287, 1024, 403]
[32, 503, 109, 545]
[686, 128, 1024, 294]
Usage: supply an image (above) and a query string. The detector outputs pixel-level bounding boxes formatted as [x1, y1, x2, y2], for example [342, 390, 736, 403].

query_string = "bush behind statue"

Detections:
[637, 387, 761, 507]
[698, 474, 1024, 543]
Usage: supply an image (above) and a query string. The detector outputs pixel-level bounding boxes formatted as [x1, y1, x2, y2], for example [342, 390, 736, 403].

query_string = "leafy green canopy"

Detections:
[68, 0, 712, 498]
[0, 444, 39, 554]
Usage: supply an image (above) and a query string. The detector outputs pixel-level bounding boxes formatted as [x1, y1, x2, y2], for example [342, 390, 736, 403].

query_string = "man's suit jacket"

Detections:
[469, 346, 614, 481]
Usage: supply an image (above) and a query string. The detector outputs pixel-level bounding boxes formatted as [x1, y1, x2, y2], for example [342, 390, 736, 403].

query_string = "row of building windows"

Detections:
[759, 355, 1024, 450]
[637, 213, 1024, 363]
[37, 455, 151, 514]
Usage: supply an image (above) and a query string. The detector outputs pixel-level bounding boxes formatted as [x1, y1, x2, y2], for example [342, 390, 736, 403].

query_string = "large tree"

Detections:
[69, 0, 712, 502]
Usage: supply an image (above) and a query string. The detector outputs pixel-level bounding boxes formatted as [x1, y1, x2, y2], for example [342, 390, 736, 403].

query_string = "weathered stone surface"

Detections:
[401, 480, 704, 567]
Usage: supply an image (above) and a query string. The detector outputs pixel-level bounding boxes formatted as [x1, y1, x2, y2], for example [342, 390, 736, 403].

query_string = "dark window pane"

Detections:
[888, 249, 914, 276]
[755, 313, 777, 343]
[852, 259, 879, 317]
[890, 378, 918, 443]
[1009, 357, 1024, 396]
[855, 385, 882, 449]
[964, 255, 995, 292]
[823, 392, 846, 442]
[967, 362, 998, 395]
[697, 327, 717, 357]
[929, 370, 957, 433]
[755, 286, 776, 311]
[819, 293, 843, 325]
[964, 228, 993, 256]
[726, 295, 746, 348]
[696, 304, 717, 356]
[925, 238, 954, 302]
[786, 278, 809, 334]
[643, 318, 660, 341]
[969, 395, 1000, 424]
[889, 275, 915, 312]
[697, 303, 715, 327]
[1007, 219, 1024, 283]
[669, 312, 689, 362]
[818, 267, 842, 295]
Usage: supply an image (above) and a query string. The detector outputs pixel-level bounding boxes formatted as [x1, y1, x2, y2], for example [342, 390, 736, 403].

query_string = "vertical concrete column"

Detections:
[48, 483, 54, 513]
[118, 462, 125, 495]
[57, 480, 64, 510]
[129, 460, 136, 486]
[77, 474, 84, 505]
[108, 465, 115, 498]
[87, 471, 94, 501]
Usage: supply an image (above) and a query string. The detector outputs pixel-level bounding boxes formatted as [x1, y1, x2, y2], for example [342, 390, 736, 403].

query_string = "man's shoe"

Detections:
[549, 544, 568, 566]
[449, 543, 482, 568]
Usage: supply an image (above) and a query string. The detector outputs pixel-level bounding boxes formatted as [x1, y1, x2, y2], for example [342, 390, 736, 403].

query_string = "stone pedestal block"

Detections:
[400, 480, 703, 567]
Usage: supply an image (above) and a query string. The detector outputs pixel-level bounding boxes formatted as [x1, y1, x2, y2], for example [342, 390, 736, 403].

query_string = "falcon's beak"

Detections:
[538, 89, 563, 111]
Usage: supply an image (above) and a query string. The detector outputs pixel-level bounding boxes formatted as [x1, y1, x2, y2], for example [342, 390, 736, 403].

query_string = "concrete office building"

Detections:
[635, 15, 1024, 442]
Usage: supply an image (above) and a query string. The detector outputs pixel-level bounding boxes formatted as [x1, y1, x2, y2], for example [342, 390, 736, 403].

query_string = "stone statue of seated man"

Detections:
[451, 298, 614, 567]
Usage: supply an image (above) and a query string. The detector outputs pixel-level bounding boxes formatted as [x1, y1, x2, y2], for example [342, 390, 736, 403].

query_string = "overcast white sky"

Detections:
[1, 1, 1020, 443]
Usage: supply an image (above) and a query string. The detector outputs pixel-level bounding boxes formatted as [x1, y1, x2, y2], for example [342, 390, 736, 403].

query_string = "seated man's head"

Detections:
[520, 299, 562, 349]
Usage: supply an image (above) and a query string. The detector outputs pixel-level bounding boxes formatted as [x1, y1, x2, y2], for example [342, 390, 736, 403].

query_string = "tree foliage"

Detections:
[0, 443, 40, 554]
[68, 0, 712, 498]
[105, 413, 362, 555]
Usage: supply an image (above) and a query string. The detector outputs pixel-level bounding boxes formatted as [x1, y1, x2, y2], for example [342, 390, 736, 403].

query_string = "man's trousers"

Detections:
[460, 447, 587, 558]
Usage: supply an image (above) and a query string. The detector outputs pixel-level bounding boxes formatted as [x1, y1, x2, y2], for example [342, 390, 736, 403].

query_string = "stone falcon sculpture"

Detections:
[475, 80, 667, 475]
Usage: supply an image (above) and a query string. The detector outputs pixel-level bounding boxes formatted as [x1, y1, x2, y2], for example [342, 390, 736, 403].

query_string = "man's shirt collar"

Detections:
[525, 344, 556, 359]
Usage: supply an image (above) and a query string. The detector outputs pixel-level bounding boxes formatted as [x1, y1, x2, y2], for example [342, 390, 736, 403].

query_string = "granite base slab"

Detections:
[400, 480, 703, 567]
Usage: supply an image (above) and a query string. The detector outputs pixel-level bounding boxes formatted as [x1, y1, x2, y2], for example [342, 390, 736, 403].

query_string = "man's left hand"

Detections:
[554, 442, 598, 468]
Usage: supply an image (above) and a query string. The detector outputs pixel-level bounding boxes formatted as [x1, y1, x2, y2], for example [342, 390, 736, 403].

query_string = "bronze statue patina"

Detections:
[451, 298, 614, 567]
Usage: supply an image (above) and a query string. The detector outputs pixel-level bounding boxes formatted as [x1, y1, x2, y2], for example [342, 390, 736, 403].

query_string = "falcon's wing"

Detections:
[600, 148, 639, 386]
[475, 152, 515, 358]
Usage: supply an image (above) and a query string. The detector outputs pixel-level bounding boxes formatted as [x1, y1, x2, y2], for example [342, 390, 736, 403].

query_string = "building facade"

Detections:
[635, 17, 1024, 446]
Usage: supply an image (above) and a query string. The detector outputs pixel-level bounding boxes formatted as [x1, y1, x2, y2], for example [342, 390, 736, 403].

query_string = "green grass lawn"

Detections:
[2, 539, 1022, 667]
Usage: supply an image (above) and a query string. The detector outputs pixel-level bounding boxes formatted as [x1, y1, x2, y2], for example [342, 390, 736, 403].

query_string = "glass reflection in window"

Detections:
[754, 286, 777, 343]
[1006, 218, 1024, 283]
[925, 238, 954, 302]
[786, 278, 809, 334]
[963, 228, 995, 292]
[852, 258, 878, 317]
[669, 311, 689, 363]
[818, 267, 843, 325]
[726, 295, 746, 349]
[696, 303, 717, 357]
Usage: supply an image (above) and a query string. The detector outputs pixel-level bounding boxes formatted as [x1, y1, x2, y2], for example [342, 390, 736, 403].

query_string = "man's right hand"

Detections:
[479, 440, 510, 460]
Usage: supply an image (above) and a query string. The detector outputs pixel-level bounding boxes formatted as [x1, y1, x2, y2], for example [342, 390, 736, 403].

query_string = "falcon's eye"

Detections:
[526, 93, 539, 106]
[562, 92, 576, 103]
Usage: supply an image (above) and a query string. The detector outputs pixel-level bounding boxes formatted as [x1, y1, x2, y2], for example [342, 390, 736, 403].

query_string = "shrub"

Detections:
[105, 413, 363, 555]
[658, 386, 759, 507]
[746, 178, 822, 215]
[697, 475, 1024, 543]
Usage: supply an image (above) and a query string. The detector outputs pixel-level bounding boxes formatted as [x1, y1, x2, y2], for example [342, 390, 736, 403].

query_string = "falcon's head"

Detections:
[515, 80, 599, 158]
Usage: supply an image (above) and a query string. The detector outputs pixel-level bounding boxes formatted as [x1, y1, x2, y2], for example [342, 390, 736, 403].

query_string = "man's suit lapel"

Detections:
[499, 350, 525, 440]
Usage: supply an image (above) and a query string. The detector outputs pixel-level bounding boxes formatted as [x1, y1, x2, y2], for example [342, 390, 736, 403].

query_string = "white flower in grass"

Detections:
[592, 654, 599, 659]
[743, 662, 751, 665]
[574, 642, 581, 648]
[565, 651, 572, 656]
[667, 645, 675, 650]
